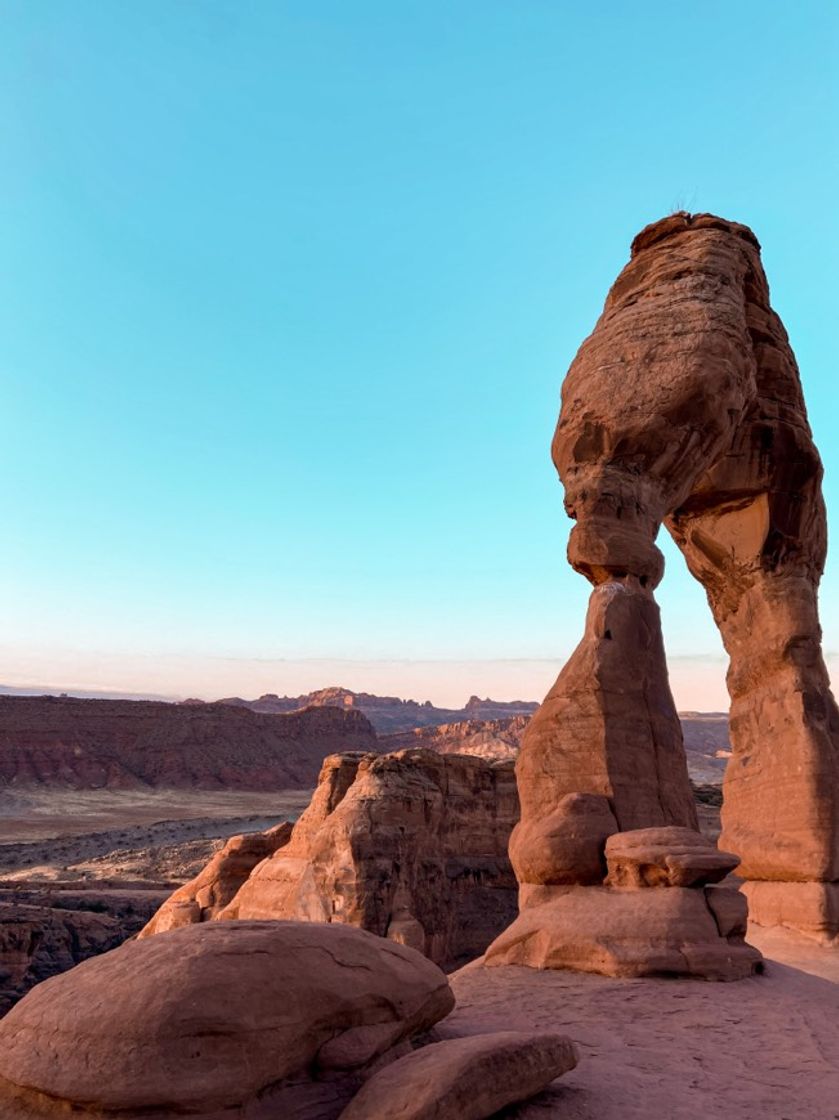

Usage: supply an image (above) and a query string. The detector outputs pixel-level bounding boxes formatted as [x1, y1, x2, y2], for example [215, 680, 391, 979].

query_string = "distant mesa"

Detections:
[0, 687, 731, 792]
[0, 694, 378, 791]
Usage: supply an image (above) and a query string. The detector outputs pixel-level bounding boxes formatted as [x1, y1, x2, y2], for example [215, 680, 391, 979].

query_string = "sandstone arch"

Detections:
[511, 212, 839, 947]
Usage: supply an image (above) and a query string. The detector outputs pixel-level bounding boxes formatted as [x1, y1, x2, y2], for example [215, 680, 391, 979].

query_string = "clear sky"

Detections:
[1, 1, 837, 709]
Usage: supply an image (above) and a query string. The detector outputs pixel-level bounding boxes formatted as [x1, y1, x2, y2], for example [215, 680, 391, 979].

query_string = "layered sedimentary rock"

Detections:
[0, 921, 454, 1119]
[507, 211, 835, 962]
[0, 695, 378, 790]
[141, 749, 519, 967]
[137, 822, 292, 937]
[380, 715, 527, 762]
[489, 826, 759, 979]
[220, 687, 538, 732]
[0, 904, 125, 1017]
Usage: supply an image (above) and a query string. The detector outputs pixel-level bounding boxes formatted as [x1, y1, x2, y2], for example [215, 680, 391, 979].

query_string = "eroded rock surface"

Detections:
[509, 211, 839, 950]
[141, 749, 519, 967]
[0, 903, 125, 1017]
[604, 826, 740, 889]
[137, 822, 292, 937]
[485, 882, 760, 980]
[338, 1031, 578, 1120]
[0, 921, 454, 1119]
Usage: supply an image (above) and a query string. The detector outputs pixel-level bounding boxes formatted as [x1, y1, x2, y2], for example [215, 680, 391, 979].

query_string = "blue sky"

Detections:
[0, 1, 837, 707]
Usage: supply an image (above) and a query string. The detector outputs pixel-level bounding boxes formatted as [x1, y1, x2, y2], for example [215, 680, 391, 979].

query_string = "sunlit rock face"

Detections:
[507, 211, 838, 964]
[140, 748, 520, 968]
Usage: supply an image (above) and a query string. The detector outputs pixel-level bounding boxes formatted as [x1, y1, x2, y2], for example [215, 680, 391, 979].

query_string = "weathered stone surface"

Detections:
[206, 749, 519, 968]
[705, 884, 749, 938]
[513, 580, 698, 902]
[605, 827, 740, 889]
[381, 715, 527, 761]
[0, 694, 379, 790]
[511, 210, 838, 948]
[137, 821, 292, 937]
[338, 1031, 578, 1120]
[509, 792, 617, 887]
[742, 880, 839, 944]
[484, 885, 761, 980]
[0, 920, 454, 1118]
[0, 904, 125, 1018]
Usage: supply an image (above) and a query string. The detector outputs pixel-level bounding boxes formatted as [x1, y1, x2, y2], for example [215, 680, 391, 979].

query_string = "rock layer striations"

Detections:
[509, 211, 837, 959]
[140, 748, 520, 967]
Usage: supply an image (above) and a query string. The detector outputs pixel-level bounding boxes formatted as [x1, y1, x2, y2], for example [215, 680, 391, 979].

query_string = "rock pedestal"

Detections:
[489, 827, 760, 980]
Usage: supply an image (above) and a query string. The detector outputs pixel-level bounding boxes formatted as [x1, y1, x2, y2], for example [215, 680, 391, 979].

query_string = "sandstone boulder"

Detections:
[0, 920, 455, 1118]
[484, 885, 761, 980]
[137, 821, 292, 937]
[509, 792, 617, 888]
[338, 1030, 578, 1120]
[605, 826, 740, 888]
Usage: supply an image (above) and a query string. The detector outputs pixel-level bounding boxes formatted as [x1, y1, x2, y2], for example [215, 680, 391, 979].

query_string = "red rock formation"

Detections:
[507, 211, 835, 962]
[488, 827, 758, 980]
[136, 821, 292, 937]
[141, 749, 519, 967]
[0, 885, 171, 1016]
[220, 749, 520, 967]
[0, 695, 378, 790]
[514, 582, 698, 870]
[555, 211, 839, 940]
[0, 921, 454, 1118]
[0, 904, 124, 1017]
[380, 715, 527, 761]
[338, 1031, 578, 1120]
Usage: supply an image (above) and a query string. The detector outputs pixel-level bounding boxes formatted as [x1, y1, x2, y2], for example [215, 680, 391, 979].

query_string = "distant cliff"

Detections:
[215, 687, 538, 733]
[0, 696, 378, 790]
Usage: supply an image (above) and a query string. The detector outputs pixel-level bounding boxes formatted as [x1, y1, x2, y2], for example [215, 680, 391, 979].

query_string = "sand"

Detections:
[445, 928, 839, 1119]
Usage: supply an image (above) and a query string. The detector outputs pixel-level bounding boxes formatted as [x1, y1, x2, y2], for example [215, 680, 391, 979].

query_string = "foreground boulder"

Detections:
[0, 920, 454, 1118]
[142, 749, 519, 968]
[338, 1031, 578, 1120]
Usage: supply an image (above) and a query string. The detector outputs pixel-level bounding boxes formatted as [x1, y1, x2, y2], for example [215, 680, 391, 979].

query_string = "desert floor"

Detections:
[0, 787, 312, 880]
[447, 927, 839, 1120]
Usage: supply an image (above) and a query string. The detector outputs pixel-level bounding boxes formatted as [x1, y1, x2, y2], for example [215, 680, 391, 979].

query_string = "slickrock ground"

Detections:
[444, 930, 839, 1119]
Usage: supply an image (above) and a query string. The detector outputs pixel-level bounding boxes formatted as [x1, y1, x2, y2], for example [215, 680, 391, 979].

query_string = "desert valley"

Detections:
[0, 684, 729, 1019]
